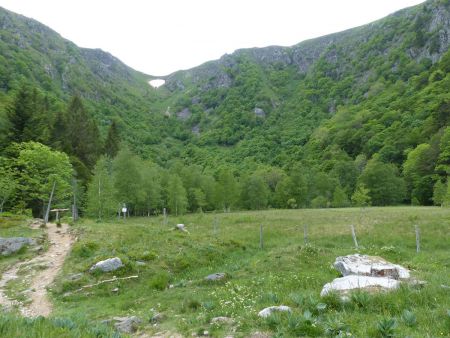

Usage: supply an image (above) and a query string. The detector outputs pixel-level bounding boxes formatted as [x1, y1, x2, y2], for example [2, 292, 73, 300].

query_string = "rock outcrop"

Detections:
[321, 254, 412, 296]
[321, 275, 401, 296]
[334, 254, 410, 279]
[0, 237, 35, 256]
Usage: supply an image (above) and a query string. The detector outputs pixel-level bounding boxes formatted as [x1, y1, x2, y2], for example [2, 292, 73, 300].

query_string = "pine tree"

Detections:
[7, 84, 33, 143]
[104, 120, 120, 158]
[65, 96, 101, 169]
[50, 110, 68, 150]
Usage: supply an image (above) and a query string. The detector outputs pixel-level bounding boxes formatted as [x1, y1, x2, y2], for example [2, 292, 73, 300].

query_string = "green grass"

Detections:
[2, 207, 450, 337]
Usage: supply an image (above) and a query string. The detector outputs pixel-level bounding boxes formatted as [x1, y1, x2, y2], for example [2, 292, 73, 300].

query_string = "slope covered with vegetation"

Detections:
[0, 0, 449, 218]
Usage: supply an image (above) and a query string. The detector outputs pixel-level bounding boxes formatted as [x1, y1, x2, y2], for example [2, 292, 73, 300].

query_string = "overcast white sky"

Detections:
[0, 0, 425, 76]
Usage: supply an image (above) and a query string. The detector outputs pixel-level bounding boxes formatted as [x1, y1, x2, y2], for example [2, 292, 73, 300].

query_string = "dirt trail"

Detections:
[0, 222, 74, 317]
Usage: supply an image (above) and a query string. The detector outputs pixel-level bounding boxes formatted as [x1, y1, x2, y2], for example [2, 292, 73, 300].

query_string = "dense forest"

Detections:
[0, 0, 449, 218]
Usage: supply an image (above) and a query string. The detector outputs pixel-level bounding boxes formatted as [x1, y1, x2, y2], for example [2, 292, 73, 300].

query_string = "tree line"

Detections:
[1, 83, 450, 218]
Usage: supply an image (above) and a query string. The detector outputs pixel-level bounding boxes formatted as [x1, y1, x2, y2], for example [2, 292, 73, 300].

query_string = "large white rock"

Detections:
[334, 254, 410, 280]
[89, 257, 123, 272]
[320, 275, 400, 296]
[258, 305, 291, 318]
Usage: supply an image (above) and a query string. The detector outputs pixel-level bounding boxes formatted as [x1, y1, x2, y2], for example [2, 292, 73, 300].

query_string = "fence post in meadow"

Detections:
[304, 224, 308, 245]
[213, 217, 218, 237]
[415, 225, 420, 253]
[350, 224, 359, 249]
[260, 224, 264, 249]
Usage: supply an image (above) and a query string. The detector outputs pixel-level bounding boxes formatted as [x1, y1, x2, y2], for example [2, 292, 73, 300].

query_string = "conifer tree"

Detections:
[104, 120, 120, 158]
[7, 84, 33, 143]
[65, 96, 101, 169]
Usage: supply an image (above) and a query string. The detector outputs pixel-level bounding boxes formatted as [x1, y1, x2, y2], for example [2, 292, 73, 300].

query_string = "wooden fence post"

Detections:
[213, 217, 218, 237]
[304, 224, 308, 245]
[260, 224, 264, 249]
[350, 224, 359, 249]
[415, 225, 420, 253]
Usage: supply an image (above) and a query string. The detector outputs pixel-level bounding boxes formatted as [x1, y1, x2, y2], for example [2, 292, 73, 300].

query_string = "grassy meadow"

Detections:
[1, 207, 450, 337]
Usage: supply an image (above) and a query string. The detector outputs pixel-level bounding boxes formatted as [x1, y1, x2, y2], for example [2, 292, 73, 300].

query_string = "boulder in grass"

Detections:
[112, 316, 141, 333]
[0, 237, 35, 256]
[334, 254, 410, 280]
[204, 272, 226, 281]
[258, 305, 291, 318]
[320, 275, 400, 296]
[89, 257, 123, 272]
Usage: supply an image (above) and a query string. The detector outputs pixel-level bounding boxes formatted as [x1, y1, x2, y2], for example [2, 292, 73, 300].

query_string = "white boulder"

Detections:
[320, 275, 400, 296]
[258, 305, 291, 318]
[334, 254, 410, 279]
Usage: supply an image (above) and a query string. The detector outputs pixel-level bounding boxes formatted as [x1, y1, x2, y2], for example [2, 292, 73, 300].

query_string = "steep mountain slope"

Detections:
[0, 0, 449, 172]
[0, 6, 186, 162]
[157, 0, 449, 168]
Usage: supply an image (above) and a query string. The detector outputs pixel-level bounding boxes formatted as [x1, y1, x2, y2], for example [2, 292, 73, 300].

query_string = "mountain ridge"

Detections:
[163, 0, 448, 93]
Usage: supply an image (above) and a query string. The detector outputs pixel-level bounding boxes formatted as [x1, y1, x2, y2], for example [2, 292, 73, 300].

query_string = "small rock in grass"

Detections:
[175, 224, 188, 232]
[112, 316, 141, 334]
[136, 261, 146, 266]
[258, 305, 291, 318]
[204, 272, 226, 281]
[111, 287, 119, 292]
[150, 312, 165, 323]
[67, 273, 83, 281]
[89, 257, 123, 272]
[211, 316, 233, 325]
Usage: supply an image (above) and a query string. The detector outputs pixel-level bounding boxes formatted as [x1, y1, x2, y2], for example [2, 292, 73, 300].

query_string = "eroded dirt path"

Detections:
[0, 222, 74, 317]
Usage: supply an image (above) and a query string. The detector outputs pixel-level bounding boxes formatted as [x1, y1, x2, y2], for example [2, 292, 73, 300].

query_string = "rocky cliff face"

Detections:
[164, 0, 449, 93]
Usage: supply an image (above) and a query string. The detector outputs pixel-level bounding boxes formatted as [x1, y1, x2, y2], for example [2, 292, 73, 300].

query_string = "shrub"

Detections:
[149, 271, 170, 290]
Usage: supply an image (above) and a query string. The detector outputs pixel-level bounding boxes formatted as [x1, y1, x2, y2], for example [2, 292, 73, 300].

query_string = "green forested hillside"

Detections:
[0, 0, 449, 216]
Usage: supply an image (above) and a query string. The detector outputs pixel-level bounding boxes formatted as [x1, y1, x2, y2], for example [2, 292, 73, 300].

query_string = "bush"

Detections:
[149, 271, 170, 290]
